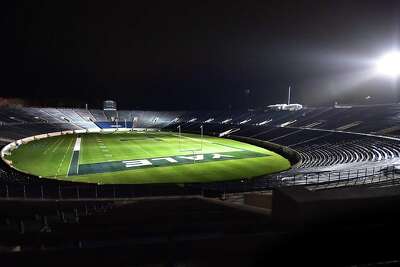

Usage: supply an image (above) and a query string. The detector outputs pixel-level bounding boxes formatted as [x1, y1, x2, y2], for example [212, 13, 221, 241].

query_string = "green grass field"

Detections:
[4, 131, 291, 184]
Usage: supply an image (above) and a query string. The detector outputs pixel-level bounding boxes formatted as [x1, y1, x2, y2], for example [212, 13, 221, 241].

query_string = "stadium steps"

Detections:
[74, 109, 97, 122]
[295, 137, 400, 169]
[89, 109, 108, 121]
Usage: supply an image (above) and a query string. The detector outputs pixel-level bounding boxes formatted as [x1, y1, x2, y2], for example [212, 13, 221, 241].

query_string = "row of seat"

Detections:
[170, 121, 400, 170]
[0, 199, 114, 249]
[2, 106, 400, 181]
[255, 128, 400, 169]
[293, 138, 400, 168]
[3, 104, 400, 135]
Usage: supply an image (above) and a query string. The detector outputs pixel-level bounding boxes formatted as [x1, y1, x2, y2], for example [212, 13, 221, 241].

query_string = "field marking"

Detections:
[74, 150, 269, 176]
[133, 142, 153, 157]
[209, 142, 245, 152]
[172, 133, 238, 149]
[171, 133, 214, 144]
[94, 136, 112, 162]
[51, 136, 68, 153]
[73, 137, 82, 151]
[67, 137, 81, 176]
[43, 137, 63, 155]
[57, 137, 74, 176]
[66, 138, 76, 177]
[42, 138, 55, 155]
[55, 136, 74, 177]
[171, 133, 243, 153]
[9, 132, 285, 182]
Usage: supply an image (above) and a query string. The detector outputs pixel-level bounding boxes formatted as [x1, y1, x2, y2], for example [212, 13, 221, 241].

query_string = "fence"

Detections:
[276, 164, 400, 190]
[0, 183, 204, 200]
[0, 165, 400, 200]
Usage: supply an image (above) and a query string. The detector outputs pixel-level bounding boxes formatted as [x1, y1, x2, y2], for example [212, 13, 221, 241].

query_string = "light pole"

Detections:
[177, 125, 181, 151]
[200, 125, 203, 151]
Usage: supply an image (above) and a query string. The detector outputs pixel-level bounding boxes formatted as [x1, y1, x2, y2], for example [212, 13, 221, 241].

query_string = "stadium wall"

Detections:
[272, 185, 400, 229]
[95, 121, 134, 129]
[227, 135, 301, 166]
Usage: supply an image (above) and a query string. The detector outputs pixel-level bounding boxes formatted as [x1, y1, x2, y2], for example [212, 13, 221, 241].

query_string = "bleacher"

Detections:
[164, 105, 400, 171]
[89, 109, 107, 121]
[1, 105, 400, 266]
[2, 105, 400, 183]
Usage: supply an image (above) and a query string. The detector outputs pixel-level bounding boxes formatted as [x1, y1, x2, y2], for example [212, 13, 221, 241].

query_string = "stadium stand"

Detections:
[2, 105, 400, 173]
[2, 105, 400, 266]
[6, 105, 400, 203]
[57, 109, 99, 129]
[88, 109, 107, 121]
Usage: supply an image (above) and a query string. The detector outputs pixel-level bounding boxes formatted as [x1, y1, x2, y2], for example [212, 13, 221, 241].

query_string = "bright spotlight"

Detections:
[376, 51, 400, 78]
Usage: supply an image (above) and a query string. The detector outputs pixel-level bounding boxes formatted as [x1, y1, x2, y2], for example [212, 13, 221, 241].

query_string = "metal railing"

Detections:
[276, 165, 400, 190]
[0, 182, 206, 200]
[0, 165, 400, 200]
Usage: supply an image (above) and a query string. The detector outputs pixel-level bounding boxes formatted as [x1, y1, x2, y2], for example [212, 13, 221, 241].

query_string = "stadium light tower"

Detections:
[375, 51, 400, 78]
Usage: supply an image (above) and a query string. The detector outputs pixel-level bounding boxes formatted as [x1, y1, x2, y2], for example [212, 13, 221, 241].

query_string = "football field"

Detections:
[4, 131, 291, 184]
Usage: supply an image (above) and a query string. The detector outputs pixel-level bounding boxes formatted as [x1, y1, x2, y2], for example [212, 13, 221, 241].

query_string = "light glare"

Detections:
[376, 51, 400, 78]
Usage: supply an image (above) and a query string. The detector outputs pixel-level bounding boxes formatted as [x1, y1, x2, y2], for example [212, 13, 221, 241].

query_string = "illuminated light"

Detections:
[257, 119, 272, 126]
[221, 118, 232, 124]
[218, 128, 240, 137]
[239, 119, 251, 125]
[376, 51, 400, 78]
[279, 120, 297, 127]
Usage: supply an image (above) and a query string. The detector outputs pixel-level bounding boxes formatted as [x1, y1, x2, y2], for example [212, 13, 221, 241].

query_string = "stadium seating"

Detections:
[89, 109, 108, 121]
[2, 105, 400, 188]
[2, 105, 400, 266]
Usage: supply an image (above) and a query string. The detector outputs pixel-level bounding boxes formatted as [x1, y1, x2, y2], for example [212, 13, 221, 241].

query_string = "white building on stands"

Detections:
[268, 86, 303, 111]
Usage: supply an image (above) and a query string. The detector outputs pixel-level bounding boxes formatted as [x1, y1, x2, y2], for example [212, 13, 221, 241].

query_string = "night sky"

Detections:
[1, 0, 400, 110]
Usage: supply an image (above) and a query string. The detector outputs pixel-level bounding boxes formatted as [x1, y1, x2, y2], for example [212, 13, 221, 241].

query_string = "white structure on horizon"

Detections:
[268, 86, 303, 111]
[103, 100, 117, 111]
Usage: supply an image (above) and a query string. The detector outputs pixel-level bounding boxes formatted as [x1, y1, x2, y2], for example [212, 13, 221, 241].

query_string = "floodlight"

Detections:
[375, 51, 400, 78]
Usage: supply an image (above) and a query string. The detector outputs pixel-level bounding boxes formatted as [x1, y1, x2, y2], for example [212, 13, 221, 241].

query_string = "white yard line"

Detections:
[171, 133, 241, 152]
[43, 137, 63, 155]
[95, 138, 113, 161]
[55, 137, 74, 177]
[171, 133, 214, 144]
[134, 143, 153, 157]
[76, 137, 82, 175]
[51, 137, 66, 153]
[66, 136, 81, 177]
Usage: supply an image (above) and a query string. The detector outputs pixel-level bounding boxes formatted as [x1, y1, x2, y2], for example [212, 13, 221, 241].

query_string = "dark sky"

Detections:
[1, 0, 400, 109]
